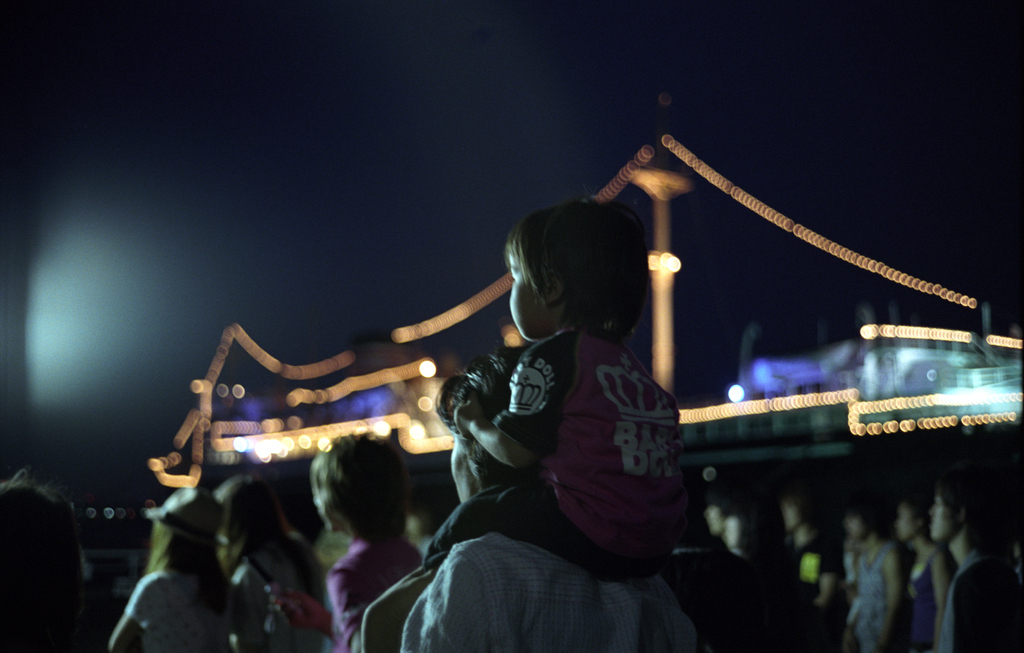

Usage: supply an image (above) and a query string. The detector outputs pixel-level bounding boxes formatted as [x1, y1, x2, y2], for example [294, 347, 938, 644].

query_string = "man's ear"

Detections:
[544, 276, 564, 306]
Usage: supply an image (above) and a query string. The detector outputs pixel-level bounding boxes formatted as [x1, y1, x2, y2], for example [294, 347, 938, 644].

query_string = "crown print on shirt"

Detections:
[509, 355, 556, 415]
[597, 354, 676, 422]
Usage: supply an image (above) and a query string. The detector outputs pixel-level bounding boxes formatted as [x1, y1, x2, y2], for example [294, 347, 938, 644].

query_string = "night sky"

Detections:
[2, 0, 1020, 501]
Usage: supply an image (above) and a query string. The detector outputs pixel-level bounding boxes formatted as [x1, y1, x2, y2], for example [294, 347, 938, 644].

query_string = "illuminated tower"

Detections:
[629, 93, 693, 395]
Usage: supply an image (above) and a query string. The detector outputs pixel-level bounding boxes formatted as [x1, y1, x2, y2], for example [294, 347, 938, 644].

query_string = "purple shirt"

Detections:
[326, 536, 421, 653]
[495, 330, 688, 558]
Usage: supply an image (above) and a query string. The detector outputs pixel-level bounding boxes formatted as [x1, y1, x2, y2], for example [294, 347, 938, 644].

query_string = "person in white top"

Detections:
[109, 486, 231, 653]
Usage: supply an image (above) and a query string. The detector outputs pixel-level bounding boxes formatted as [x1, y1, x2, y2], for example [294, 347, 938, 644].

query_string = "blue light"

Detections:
[233, 437, 249, 453]
[728, 384, 745, 403]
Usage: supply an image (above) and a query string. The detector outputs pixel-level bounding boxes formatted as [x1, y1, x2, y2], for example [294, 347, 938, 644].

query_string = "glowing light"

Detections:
[190, 379, 206, 394]
[318, 438, 332, 451]
[418, 396, 433, 412]
[392, 274, 512, 343]
[233, 437, 248, 453]
[594, 145, 656, 203]
[286, 358, 439, 407]
[419, 360, 437, 378]
[660, 134, 977, 309]
[987, 335, 1023, 349]
[372, 421, 392, 437]
[679, 389, 858, 424]
[232, 384, 245, 399]
[727, 384, 745, 403]
[860, 324, 972, 344]
[409, 422, 427, 440]
[501, 324, 524, 347]
[261, 418, 283, 433]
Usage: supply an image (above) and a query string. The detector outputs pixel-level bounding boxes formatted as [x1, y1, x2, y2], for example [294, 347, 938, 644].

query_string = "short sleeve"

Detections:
[493, 332, 579, 455]
[126, 573, 171, 627]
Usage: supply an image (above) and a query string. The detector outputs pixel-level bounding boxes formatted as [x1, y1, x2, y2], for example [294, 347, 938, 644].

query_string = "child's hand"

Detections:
[454, 391, 484, 440]
[278, 589, 333, 637]
[454, 390, 540, 468]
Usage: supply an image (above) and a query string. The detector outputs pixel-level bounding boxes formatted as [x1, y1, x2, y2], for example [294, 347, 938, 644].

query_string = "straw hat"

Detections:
[150, 487, 223, 546]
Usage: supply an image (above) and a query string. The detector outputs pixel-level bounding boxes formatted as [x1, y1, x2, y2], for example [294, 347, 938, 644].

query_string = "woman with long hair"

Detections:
[215, 474, 326, 653]
[109, 486, 230, 653]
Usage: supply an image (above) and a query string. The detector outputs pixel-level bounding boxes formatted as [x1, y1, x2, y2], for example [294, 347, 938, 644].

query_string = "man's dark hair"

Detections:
[437, 346, 537, 488]
[936, 461, 1018, 556]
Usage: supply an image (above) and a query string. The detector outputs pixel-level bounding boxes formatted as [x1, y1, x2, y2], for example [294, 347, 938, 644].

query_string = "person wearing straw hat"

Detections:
[109, 486, 231, 653]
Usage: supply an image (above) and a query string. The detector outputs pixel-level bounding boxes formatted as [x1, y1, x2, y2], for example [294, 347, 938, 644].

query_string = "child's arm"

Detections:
[455, 391, 540, 468]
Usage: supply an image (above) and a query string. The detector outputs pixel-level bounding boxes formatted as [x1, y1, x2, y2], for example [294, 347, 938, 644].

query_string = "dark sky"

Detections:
[2, 0, 1020, 500]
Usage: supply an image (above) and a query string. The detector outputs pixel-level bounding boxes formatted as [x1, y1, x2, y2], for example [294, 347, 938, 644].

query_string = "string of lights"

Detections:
[391, 273, 513, 344]
[660, 134, 978, 309]
[594, 145, 656, 203]
[151, 324, 438, 486]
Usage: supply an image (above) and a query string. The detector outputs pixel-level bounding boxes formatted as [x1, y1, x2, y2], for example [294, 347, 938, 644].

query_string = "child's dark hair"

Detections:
[505, 197, 649, 342]
[311, 436, 410, 541]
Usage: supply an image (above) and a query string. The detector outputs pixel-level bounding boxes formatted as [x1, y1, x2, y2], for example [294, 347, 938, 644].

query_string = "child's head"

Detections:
[310, 435, 410, 542]
[505, 197, 649, 342]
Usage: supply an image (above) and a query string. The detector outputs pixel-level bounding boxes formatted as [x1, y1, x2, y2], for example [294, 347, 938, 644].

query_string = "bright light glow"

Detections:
[727, 384, 745, 403]
[232, 437, 248, 453]
[418, 396, 433, 412]
[501, 324, 524, 347]
[372, 421, 392, 437]
[987, 334, 1023, 349]
[409, 421, 427, 440]
[861, 324, 972, 343]
[419, 360, 437, 378]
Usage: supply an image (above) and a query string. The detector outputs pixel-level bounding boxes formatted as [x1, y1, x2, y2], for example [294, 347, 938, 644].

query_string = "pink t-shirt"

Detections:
[494, 330, 687, 558]
[326, 536, 421, 653]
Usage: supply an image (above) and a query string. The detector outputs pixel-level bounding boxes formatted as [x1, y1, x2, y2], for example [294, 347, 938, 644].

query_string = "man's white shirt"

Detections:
[402, 532, 696, 653]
